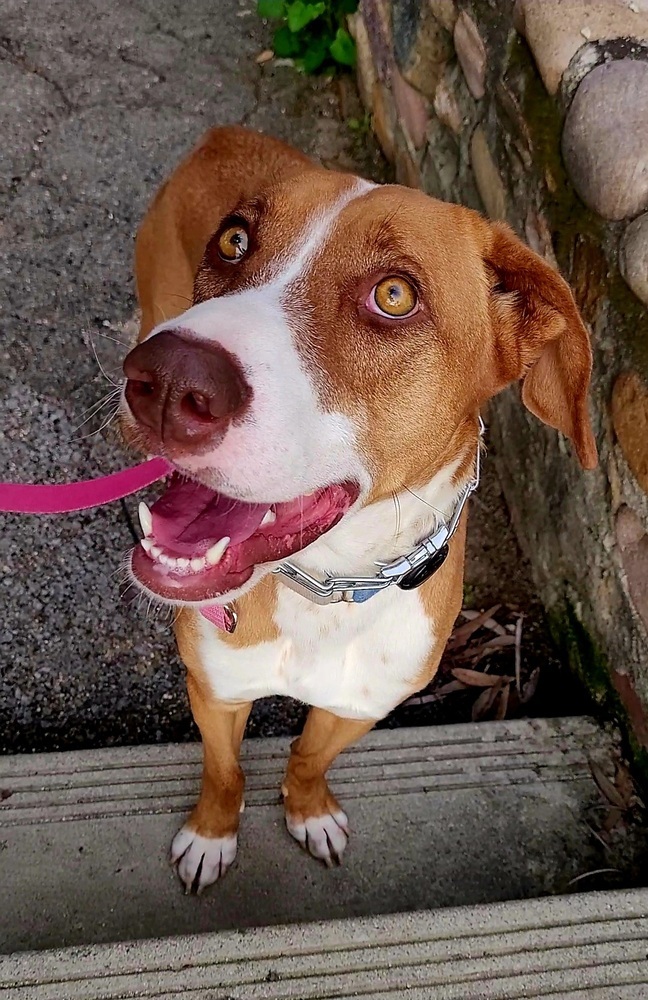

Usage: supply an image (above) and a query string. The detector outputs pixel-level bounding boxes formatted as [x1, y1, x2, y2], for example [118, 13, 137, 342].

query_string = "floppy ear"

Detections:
[485, 222, 598, 470]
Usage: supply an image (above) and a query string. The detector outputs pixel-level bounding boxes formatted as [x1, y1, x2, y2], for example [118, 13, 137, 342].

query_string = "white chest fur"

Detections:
[196, 584, 435, 720]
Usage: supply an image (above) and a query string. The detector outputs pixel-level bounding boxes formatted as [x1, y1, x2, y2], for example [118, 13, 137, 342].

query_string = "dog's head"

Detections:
[120, 130, 597, 606]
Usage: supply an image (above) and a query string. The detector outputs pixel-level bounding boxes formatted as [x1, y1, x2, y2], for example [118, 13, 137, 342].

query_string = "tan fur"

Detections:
[130, 126, 597, 879]
[176, 608, 251, 838]
[282, 708, 376, 824]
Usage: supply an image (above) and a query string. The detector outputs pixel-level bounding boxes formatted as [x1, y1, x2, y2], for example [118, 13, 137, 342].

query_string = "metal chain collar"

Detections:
[274, 419, 485, 606]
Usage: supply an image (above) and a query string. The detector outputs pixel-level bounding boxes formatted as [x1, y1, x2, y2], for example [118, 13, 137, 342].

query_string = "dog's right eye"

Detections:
[218, 224, 249, 262]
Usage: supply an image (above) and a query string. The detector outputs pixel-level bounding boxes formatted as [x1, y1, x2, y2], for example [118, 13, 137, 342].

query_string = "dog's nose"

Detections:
[123, 330, 249, 447]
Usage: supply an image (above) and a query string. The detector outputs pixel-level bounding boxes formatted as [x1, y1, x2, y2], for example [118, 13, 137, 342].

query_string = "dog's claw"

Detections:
[170, 826, 237, 893]
[286, 809, 349, 866]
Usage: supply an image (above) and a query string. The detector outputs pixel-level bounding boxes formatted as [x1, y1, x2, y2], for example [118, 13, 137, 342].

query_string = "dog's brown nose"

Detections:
[123, 331, 249, 448]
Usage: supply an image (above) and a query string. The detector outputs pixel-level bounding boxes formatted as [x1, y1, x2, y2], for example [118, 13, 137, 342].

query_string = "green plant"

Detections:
[257, 0, 358, 74]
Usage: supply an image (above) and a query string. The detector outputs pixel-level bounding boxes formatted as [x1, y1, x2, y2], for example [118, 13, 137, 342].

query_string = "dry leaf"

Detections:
[452, 667, 502, 688]
[472, 680, 503, 721]
[514, 614, 524, 691]
[435, 679, 468, 697]
[614, 762, 636, 810]
[450, 605, 501, 648]
[255, 49, 274, 64]
[589, 760, 627, 811]
[402, 679, 467, 707]
[521, 666, 540, 704]
[460, 608, 506, 637]
[601, 807, 624, 834]
[495, 682, 510, 720]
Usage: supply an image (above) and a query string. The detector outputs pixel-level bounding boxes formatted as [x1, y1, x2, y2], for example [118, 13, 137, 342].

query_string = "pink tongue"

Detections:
[151, 476, 270, 552]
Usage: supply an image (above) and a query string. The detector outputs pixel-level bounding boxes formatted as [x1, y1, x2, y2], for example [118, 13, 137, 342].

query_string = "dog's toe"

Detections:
[170, 826, 237, 893]
[286, 809, 349, 866]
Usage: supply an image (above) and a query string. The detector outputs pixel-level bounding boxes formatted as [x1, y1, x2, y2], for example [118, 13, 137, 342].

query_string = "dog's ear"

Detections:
[484, 222, 598, 470]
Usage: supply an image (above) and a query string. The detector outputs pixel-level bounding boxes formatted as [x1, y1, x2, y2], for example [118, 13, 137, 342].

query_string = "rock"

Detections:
[350, 14, 377, 112]
[429, 0, 458, 34]
[562, 59, 648, 221]
[524, 209, 558, 268]
[392, 0, 453, 101]
[360, 0, 394, 83]
[422, 118, 459, 199]
[471, 126, 508, 220]
[433, 75, 463, 133]
[433, 61, 473, 133]
[453, 10, 487, 100]
[392, 67, 430, 148]
[514, 0, 648, 96]
[371, 81, 396, 161]
[395, 138, 423, 188]
[612, 371, 648, 495]
[616, 505, 648, 638]
[620, 212, 648, 307]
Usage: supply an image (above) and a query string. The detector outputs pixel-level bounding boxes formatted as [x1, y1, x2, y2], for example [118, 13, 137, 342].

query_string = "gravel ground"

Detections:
[0, 0, 577, 754]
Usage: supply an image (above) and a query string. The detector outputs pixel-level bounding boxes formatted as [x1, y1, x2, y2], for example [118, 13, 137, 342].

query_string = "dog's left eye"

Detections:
[218, 224, 249, 262]
[367, 277, 418, 318]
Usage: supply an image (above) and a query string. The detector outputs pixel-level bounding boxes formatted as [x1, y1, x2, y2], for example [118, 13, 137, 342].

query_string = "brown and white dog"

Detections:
[119, 126, 597, 893]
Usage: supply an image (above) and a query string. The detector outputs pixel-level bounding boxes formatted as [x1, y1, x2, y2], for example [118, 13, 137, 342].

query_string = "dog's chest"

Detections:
[196, 586, 435, 719]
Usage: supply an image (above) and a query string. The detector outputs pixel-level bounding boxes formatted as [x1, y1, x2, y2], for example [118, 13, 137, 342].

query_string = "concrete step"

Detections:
[2, 889, 648, 998]
[1, 716, 646, 956]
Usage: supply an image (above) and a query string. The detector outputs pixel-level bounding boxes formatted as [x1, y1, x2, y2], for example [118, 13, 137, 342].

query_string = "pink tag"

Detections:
[0, 458, 173, 514]
[200, 603, 238, 633]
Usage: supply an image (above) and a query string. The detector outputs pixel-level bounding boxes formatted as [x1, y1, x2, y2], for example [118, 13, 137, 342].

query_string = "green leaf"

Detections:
[338, 0, 359, 15]
[286, 0, 325, 33]
[329, 26, 355, 65]
[272, 24, 301, 56]
[257, 0, 285, 19]
[301, 35, 329, 72]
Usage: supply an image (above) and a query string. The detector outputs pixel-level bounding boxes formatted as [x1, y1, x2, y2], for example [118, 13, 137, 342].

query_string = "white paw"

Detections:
[286, 809, 349, 866]
[170, 825, 237, 893]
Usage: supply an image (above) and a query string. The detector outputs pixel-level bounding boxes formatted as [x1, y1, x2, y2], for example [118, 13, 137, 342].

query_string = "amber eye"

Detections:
[217, 224, 249, 261]
[371, 276, 417, 317]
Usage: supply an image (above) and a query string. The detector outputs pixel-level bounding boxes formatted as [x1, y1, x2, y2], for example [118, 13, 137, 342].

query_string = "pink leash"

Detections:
[0, 457, 232, 630]
[0, 458, 173, 514]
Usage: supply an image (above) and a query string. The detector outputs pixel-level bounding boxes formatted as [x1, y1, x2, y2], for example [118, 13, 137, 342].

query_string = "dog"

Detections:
[119, 126, 597, 893]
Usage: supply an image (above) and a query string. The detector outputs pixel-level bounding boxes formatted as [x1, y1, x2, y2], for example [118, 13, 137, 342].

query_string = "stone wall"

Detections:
[350, 0, 648, 763]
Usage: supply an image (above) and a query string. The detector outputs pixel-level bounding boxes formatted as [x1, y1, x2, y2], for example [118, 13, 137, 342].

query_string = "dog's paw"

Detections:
[285, 808, 349, 867]
[170, 825, 237, 894]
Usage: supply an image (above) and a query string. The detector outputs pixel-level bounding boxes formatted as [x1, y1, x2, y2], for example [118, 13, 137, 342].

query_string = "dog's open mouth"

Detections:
[130, 472, 358, 602]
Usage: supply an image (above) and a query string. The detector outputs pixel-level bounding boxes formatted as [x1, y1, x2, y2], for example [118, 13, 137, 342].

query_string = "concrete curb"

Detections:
[2, 889, 648, 998]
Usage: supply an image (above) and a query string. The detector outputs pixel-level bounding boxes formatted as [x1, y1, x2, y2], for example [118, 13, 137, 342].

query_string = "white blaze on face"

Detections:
[137, 178, 375, 504]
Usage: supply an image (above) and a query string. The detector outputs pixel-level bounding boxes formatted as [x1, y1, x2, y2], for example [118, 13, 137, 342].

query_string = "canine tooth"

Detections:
[141, 537, 154, 553]
[138, 501, 153, 537]
[151, 545, 162, 559]
[190, 556, 206, 572]
[206, 537, 230, 566]
[261, 510, 276, 526]
[177, 557, 190, 569]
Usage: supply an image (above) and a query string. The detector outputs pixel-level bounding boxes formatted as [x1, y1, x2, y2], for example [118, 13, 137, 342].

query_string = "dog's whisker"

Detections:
[391, 490, 402, 540]
[404, 486, 445, 520]
[89, 336, 120, 387]
[74, 388, 121, 430]
[77, 402, 121, 440]
[94, 329, 132, 349]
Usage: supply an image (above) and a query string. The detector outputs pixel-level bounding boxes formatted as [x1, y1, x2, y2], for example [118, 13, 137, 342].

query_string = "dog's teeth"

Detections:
[177, 557, 190, 569]
[141, 537, 154, 554]
[261, 510, 276, 526]
[151, 545, 162, 559]
[206, 537, 230, 566]
[190, 556, 206, 572]
[159, 553, 173, 567]
[138, 501, 153, 537]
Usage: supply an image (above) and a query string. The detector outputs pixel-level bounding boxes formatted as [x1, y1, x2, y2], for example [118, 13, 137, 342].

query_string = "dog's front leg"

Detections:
[282, 707, 375, 867]
[171, 676, 251, 893]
